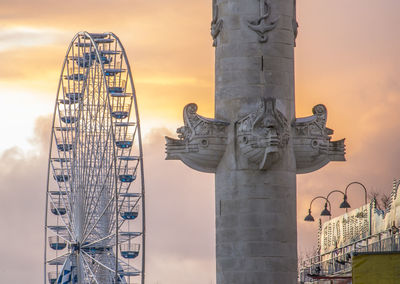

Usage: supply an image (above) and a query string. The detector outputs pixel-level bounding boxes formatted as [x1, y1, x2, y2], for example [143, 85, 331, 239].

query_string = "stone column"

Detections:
[165, 0, 345, 283]
[214, 1, 297, 282]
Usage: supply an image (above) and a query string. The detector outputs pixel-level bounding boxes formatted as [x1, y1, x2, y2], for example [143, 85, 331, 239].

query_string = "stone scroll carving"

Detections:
[293, 104, 345, 174]
[165, 103, 229, 173]
[248, 0, 279, 43]
[211, 0, 223, 47]
[236, 98, 289, 170]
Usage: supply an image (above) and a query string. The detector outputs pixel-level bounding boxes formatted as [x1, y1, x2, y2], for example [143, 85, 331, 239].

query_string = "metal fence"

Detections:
[299, 233, 400, 283]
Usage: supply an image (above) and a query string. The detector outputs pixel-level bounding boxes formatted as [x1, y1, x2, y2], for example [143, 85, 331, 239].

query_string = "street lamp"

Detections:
[304, 183, 368, 222]
[326, 189, 351, 209]
[304, 196, 332, 222]
[304, 209, 314, 222]
[340, 195, 351, 209]
[320, 202, 331, 216]
[344, 181, 368, 205]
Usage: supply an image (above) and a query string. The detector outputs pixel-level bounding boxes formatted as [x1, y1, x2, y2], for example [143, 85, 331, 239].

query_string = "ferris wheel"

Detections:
[44, 32, 145, 284]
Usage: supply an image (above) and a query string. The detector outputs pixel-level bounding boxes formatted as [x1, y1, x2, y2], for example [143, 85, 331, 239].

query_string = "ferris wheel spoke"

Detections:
[80, 115, 113, 192]
[81, 253, 101, 284]
[47, 189, 72, 217]
[83, 195, 116, 242]
[47, 226, 74, 246]
[46, 251, 70, 265]
[114, 255, 141, 278]
[79, 124, 102, 193]
[82, 194, 115, 243]
[81, 250, 116, 274]
[81, 233, 115, 251]
[48, 166, 76, 234]
[79, 101, 102, 178]
[82, 163, 115, 231]
[52, 125, 73, 180]
[82, 136, 113, 207]
[83, 147, 114, 203]
[53, 102, 76, 195]
[72, 70, 90, 202]
[48, 195, 76, 240]
[82, 249, 139, 283]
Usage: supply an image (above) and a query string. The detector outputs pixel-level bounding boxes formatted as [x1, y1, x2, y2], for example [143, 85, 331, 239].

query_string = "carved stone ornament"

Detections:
[211, 0, 223, 47]
[248, 0, 279, 43]
[293, 104, 346, 174]
[236, 97, 289, 170]
[293, 0, 299, 46]
[165, 103, 229, 173]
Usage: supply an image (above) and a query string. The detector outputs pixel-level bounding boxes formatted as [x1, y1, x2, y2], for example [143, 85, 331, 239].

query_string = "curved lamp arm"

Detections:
[326, 190, 346, 200]
[304, 196, 332, 222]
[327, 189, 350, 211]
[309, 196, 331, 210]
[345, 182, 368, 204]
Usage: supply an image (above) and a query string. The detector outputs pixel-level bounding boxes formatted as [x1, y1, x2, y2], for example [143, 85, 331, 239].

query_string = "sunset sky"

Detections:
[0, 0, 400, 283]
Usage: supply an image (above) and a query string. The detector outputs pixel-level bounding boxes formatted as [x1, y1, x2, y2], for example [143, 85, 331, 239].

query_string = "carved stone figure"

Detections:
[236, 97, 289, 170]
[211, 0, 223, 47]
[293, 0, 299, 46]
[165, 103, 229, 173]
[293, 104, 345, 173]
[248, 0, 279, 43]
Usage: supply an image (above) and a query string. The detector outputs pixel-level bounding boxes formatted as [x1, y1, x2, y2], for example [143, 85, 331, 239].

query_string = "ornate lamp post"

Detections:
[304, 196, 332, 222]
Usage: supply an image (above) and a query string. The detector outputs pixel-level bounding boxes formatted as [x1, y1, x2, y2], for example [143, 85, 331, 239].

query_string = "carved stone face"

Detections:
[177, 126, 190, 140]
[313, 104, 327, 125]
[313, 105, 325, 115]
[255, 100, 282, 148]
[257, 115, 279, 147]
[236, 98, 289, 170]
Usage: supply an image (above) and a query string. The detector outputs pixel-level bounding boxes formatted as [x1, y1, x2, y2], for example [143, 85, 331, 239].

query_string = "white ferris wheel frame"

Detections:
[44, 31, 146, 284]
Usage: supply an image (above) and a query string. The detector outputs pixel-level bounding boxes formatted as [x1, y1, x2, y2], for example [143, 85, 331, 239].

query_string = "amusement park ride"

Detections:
[44, 32, 145, 284]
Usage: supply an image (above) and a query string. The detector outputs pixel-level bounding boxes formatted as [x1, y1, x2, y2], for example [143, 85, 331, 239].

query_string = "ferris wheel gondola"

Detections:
[44, 32, 145, 284]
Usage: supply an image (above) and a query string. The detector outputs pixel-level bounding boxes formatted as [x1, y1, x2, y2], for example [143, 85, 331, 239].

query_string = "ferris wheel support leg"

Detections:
[77, 253, 83, 284]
